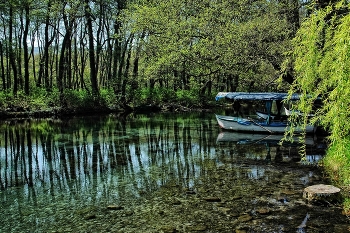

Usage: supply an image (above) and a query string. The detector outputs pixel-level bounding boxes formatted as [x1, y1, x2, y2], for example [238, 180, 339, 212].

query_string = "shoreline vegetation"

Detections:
[0, 88, 215, 120]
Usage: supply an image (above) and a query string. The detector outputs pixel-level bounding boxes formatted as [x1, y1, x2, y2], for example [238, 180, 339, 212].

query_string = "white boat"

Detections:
[215, 114, 316, 134]
[215, 92, 317, 134]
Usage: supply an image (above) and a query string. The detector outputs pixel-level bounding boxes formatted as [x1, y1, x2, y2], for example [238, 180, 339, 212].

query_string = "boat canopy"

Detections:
[215, 92, 303, 101]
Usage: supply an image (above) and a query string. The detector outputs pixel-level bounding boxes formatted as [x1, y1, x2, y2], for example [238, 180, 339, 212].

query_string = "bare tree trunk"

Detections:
[30, 31, 36, 84]
[112, 18, 122, 93]
[22, 4, 30, 95]
[44, 4, 50, 91]
[121, 35, 134, 104]
[84, 0, 99, 97]
[9, 6, 18, 95]
[0, 41, 6, 90]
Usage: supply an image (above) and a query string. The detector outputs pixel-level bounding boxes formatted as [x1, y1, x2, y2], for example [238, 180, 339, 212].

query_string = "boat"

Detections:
[215, 114, 316, 134]
[215, 92, 317, 134]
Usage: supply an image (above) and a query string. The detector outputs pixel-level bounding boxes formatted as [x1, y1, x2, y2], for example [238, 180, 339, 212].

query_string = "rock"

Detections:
[84, 214, 96, 220]
[303, 184, 341, 204]
[203, 197, 221, 202]
[186, 190, 196, 195]
[238, 214, 253, 222]
[334, 224, 350, 232]
[218, 207, 231, 215]
[235, 229, 247, 233]
[159, 225, 177, 233]
[256, 208, 270, 215]
[187, 224, 207, 231]
[107, 205, 124, 210]
[171, 199, 182, 205]
[280, 189, 297, 195]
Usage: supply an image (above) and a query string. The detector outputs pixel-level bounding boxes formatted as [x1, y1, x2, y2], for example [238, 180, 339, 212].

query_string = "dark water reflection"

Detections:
[0, 113, 348, 232]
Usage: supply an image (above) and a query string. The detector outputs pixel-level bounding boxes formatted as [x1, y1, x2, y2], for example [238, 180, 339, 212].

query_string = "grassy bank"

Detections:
[323, 140, 350, 215]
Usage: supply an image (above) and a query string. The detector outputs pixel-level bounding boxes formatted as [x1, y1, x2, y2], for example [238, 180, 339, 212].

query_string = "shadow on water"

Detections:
[0, 113, 348, 232]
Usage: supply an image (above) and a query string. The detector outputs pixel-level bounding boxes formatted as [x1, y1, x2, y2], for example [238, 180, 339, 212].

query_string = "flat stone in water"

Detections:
[303, 184, 341, 203]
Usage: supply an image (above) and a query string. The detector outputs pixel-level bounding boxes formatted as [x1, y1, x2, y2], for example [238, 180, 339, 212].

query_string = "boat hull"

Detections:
[215, 114, 316, 134]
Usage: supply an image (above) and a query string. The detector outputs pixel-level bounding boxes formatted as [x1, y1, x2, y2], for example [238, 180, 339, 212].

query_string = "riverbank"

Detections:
[0, 102, 214, 120]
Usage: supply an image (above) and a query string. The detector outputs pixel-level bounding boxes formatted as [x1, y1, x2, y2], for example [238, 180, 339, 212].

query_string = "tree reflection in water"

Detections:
[0, 113, 330, 232]
[0, 114, 217, 199]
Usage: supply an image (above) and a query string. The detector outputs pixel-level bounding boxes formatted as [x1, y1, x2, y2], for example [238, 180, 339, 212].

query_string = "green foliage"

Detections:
[289, 2, 350, 141]
[100, 88, 117, 108]
[0, 88, 56, 111]
[132, 87, 176, 105]
[0, 91, 13, 109]
[123, 0, 297, 94]
[288, 1, 350, 209]
[175, 89, 198, 107]
[131, 86, 205, 107]
[63, 89, 95, 109]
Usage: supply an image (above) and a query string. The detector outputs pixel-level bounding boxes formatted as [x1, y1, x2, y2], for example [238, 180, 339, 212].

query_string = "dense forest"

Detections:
[0, 0, 311, 114]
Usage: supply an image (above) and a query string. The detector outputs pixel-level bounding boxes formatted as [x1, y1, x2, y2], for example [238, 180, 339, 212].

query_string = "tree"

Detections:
[287, 1, 350, 182]
[123, 0, 299, 97]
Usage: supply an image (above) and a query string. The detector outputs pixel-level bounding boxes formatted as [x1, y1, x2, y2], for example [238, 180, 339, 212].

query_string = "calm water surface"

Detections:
[0, 113, 348, 233]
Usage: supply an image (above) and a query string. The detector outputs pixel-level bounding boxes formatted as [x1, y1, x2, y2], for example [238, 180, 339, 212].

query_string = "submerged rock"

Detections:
[238, 214, 253, 222]
[107, 205, 124, 210]
[203, 197, 221, 202]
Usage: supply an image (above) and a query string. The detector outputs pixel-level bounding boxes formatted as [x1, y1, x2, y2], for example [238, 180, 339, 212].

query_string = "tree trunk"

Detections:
[85, 0, 99, 97]
[23, 4, 30, 95]
[58, 30, 71, 101]
[44, 3, 50, 91]
[121, 35, 134, 104]
[9, 6, 18, 95]
[0, 41, 5, 90]
[112, 18, 122, 93]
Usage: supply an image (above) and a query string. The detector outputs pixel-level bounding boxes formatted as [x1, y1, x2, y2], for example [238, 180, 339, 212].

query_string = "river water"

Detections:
[0, 113, 348, 233]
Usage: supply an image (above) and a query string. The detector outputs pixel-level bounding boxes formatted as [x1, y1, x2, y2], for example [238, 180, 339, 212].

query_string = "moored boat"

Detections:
[215, 114, 316, 134]
[215, 92, 318, 134]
